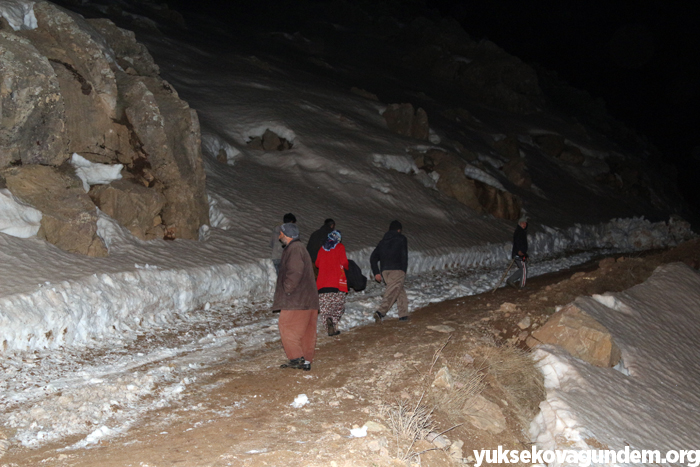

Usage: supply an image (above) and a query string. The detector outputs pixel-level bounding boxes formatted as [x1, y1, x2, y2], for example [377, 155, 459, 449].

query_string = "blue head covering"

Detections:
[322, 230, 341, 251]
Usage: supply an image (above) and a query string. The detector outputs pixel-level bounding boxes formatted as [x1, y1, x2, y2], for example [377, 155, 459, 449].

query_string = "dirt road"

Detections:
[3, 240, 699, 467]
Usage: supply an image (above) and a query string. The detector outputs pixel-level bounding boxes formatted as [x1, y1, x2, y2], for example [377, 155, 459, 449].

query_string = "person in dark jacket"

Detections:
[507, 216, 529, 289]
[306, 218, 335, 264]
[370, 220, 409, 323]
[272, 223, 320, 371]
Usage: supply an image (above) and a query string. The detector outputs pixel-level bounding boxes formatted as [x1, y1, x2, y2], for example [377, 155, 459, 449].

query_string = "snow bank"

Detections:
[531, 263, 700, 466]
[0, 214, 692, 354]
[0, 189, 42, 238]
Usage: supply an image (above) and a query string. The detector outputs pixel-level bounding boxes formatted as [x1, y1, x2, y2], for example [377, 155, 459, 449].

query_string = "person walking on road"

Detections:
[272, 223, 319, 371]
[270, 213, 296, 274]
[370, 220, 409, 323]
[315, 230, 349, 336]
[507, 216, 529, 289]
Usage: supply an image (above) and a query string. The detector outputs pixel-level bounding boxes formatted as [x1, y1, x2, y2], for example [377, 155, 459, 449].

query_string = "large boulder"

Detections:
[3, 3, 210, 244]
[419, 150, 521, 219]
[2, 165, 107, 256]
[120, 74, 208, 240]
[502, 158, 532, 189]
[535, 134, 565, 158]
[17, 5, 138, 165]
[0, 30, 67, 166]
[527, 303, 622, 367]
[28, 2, 118, 118]
[87, 18, 160, 77]
[89, 179, 166, 240]
[382, 103, 429, 140]
[475, 183, 521, 220]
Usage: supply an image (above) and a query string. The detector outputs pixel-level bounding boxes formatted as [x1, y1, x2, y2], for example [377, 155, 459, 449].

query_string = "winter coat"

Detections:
[272, 239, 320, 311]
[315, 243, 349, 292]
[511, 224, 528, 258]
[370, 230, 408, 276]
[306, 224, 334, 263]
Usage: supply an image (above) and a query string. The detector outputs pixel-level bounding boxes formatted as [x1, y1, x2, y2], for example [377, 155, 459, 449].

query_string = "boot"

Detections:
[327, 317, 341, 336]
[280, 357, 305, 369]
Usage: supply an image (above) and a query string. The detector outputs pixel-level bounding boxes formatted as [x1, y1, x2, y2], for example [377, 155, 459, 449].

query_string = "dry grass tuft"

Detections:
[381, 396, 438, 460]
[433, 365, 486, 419]
[482, 344, 545, 420]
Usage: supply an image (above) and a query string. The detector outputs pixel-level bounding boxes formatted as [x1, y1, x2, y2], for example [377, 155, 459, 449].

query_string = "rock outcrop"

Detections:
[3, 165, 108, 256]
[0, 1, 209, 254]
[527, 303, 622, 368]
[416, 150, 521, 219]
[382, 103, 429, 140]
[0, 30, 67, 167]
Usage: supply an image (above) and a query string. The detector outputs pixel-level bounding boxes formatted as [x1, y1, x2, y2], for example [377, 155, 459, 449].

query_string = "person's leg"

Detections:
[318, 293, 331, 325]
[333, 292, 347, 325]
[278, 310, 308, 360]
[378, 270, 402, 316]
[394, 271, 408, 318]
[520, 259, 527, 288]
[507, 258, 523, 286]
[300, 309, 318, 362]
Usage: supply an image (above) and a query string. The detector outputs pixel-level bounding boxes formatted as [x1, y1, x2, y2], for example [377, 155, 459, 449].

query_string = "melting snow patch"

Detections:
[291, 394, 309, 408]
[70, 153, 123, 192]
[349, 426, 368, 438]
[0, 189, 42, 238]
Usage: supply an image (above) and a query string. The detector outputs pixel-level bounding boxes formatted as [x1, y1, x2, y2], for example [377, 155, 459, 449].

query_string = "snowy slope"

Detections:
[531, 263, 700, 466]
[0, 0, 697, 452]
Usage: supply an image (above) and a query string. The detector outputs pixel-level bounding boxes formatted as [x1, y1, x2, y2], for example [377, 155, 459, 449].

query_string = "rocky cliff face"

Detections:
[0, 1, 208, 255]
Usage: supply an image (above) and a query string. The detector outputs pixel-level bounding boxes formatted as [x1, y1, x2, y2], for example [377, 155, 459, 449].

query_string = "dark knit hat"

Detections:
[281, 223, 299, 239]
[389, 220, 402, 231]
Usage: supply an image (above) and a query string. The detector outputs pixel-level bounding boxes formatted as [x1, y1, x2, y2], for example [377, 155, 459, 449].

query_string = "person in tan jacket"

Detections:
[272, 223, 320, 371]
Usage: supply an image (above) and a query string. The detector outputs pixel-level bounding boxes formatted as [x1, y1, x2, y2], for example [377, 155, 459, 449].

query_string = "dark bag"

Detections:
[345, 259, 367, 292]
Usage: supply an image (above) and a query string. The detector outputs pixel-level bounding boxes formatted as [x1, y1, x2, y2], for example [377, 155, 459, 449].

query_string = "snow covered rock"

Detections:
[527, 303, 622, 367]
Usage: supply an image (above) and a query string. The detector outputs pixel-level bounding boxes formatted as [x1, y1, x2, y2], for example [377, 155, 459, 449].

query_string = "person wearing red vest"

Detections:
[315, 230, 349, 336]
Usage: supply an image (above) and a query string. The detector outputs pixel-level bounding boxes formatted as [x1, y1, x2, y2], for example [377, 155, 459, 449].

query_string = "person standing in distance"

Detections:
[270, 213, 296, 274]
[272, 223, 319, 371]
[507, 216, 529, 289]
[370, 220, 409, 323]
